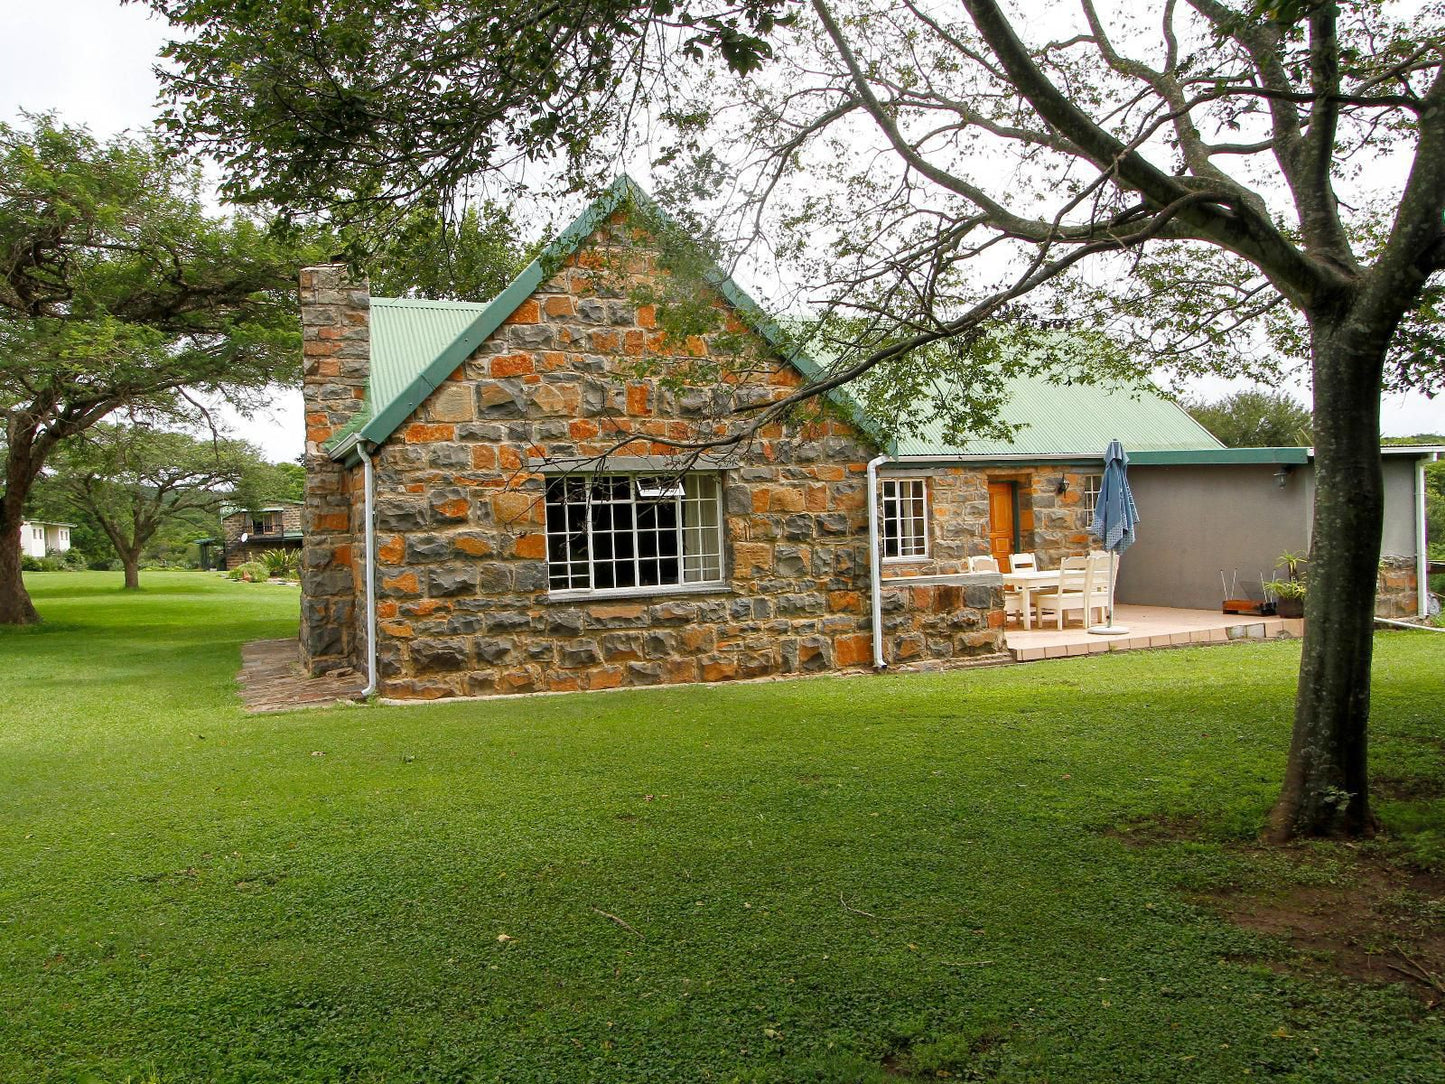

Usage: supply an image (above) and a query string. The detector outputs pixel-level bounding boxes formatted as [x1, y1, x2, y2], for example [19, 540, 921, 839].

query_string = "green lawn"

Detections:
[2, 572, 1442, 1083]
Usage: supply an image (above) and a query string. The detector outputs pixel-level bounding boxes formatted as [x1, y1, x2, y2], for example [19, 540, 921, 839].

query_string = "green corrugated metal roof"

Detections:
[892, 376, 1225, 458]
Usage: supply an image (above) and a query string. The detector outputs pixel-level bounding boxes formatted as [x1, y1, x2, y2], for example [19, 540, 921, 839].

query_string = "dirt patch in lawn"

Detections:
[1203, 852, 1445, 1005]
[1109, 818, 1445, 1005]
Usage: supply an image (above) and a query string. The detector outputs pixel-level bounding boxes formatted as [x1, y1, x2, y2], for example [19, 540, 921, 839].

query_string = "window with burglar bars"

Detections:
[250, 511, 284, 536]
[881, 477, 928, 559]
[545, 474, 724, 594]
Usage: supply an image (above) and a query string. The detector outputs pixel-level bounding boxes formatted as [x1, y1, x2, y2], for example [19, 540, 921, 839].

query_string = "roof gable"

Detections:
[330, 175, 879, 456]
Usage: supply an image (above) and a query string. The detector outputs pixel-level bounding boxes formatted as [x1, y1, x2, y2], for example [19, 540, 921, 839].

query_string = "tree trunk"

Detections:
[122, 556, 141, 591]
[1268, 315, 1388, 841]
[0, 485, 40, 626]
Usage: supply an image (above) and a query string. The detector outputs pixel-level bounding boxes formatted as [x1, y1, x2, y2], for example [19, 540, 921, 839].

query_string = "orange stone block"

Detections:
[543, 295, 575, 317]
[505, 298, 540, 324]
[404, 423, 455, 443]
[589, 666, 625, 690]
[498, 446, 523, 470]
[376, 600, 398, 619]
[471, 445, 497, 470]
[382, 571, 420, 595]
[834, 633, 872, 667]
[570, 419, 600, 440]
[491, 353, 535, 377]
[314, 512, 348, 532]
[987, 609, 1006, 628]
[702, 659, 738, 682]
[434, 497, 469, 519]
[514, 533, 547, 559]
[626, 384, 650, 416]
[635, 303, 657, 328]
[828, 591, 861, 613]
[454, 536, 492, 557]
[590, 329, 619, 353]
[493, 490, 542, 524]
[624, 329, 646, 355]
[379, 619, 414, 639]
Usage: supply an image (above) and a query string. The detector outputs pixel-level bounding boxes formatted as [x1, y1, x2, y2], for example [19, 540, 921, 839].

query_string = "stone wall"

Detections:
[354, 216, 1006, 698]
[878, 464, 1098, 578]
[1376, 555, 1420, 619]
[298, 265, 369, 674]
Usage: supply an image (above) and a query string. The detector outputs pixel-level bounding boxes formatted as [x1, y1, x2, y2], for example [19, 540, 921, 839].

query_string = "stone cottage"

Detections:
[297, 177, 1228, 699]
[200, 501, 303, 571]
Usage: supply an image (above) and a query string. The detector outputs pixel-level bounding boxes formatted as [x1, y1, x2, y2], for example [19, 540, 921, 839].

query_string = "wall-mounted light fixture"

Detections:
[1055, 476, 1071, 495]
[1274, 466, 1294, 488]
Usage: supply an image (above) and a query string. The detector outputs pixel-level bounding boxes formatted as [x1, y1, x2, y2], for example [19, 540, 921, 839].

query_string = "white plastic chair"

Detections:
[1009, 552, 1038, 573]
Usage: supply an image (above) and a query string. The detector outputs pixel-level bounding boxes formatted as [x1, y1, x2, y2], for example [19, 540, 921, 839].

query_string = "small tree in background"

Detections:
[47, 423, 276, 590]
[1185, 391, 1314, 448]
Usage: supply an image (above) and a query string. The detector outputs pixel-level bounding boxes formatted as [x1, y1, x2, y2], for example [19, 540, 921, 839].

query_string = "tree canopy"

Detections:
[140, 0, 1445, 839]
[0, 115, 318, 623]
[1186, 391, 1315, 448]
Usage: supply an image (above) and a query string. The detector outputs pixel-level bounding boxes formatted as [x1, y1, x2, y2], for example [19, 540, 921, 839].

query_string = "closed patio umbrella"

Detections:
[1088, 439, 1139, 635]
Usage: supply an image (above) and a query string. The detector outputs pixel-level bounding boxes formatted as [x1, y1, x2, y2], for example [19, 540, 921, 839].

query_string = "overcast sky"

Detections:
[2, 0, 1440, 460]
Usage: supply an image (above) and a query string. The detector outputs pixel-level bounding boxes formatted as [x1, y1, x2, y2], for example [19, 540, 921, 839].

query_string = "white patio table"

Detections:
[1000, 569, 1062, 631]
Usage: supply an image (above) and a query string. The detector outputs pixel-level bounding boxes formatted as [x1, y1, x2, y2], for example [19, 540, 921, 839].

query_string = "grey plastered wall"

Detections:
[1115, 464, 1312, 610]
[1380, 457, 1421, 558]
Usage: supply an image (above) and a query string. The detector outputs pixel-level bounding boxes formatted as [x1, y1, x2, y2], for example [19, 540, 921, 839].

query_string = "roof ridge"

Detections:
[371, 296, 494, 311]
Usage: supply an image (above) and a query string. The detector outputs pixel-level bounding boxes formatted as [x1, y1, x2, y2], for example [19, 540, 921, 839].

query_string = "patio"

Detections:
[1005, 604, 1302, 662]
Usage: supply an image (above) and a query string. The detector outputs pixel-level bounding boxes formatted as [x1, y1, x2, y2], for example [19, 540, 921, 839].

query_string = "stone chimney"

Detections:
[298, 265, 371, 675]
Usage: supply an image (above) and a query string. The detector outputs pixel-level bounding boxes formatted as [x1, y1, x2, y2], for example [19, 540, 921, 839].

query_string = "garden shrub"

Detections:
[261, 548, 299, 578]
[228, 561, 270, 583]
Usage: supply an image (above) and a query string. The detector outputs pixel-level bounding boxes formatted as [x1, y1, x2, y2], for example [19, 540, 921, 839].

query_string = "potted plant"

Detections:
[1270, 577, 1307, 618]
[1270, 551, 1308, 618]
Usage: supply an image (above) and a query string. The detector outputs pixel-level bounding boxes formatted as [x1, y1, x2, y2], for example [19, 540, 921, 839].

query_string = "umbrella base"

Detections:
[1087, 624, 1130, 636]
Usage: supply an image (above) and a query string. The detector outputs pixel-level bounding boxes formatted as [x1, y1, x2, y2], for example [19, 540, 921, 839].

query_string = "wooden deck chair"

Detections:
[1008, 552, 1038, 573]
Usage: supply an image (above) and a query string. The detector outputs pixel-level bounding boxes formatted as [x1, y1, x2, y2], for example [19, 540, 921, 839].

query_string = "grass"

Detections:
[2, 571, 1442, 1083]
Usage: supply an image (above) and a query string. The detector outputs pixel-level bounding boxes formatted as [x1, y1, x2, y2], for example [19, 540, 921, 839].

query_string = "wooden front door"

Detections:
[987, 481, 1018, 567]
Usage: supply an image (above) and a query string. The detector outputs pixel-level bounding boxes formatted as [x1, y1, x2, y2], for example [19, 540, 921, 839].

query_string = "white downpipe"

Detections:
[1418, 452, 1437, 618]
[358, 443, 378, 698]
[867, 454, 892, 669]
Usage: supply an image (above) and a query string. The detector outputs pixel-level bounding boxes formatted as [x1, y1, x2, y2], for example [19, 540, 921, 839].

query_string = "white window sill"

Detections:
[546, 581, 732, 603]
[882, 555, 931, 564]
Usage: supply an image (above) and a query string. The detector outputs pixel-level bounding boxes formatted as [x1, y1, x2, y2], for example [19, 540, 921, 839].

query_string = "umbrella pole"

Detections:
[1088, 549, 1130, 635]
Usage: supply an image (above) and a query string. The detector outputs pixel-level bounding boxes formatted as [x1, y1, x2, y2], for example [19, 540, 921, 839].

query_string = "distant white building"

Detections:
[20, 521, 73, 559]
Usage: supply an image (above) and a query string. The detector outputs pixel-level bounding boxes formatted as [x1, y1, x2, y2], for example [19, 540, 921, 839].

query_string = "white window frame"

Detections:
[881, 477, 930, 561]
[545, 472, 727, 599]
[1083, 473, 1103, 515]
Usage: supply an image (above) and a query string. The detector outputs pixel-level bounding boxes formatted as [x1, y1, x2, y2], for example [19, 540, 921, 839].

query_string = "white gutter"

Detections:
[1419, 451, 1438, 618]
[357, 442, 378, 698]
[866, 453, 892, 669]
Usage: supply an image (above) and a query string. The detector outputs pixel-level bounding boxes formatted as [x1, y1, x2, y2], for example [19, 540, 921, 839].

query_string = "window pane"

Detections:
[544, 472, 724, 593]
